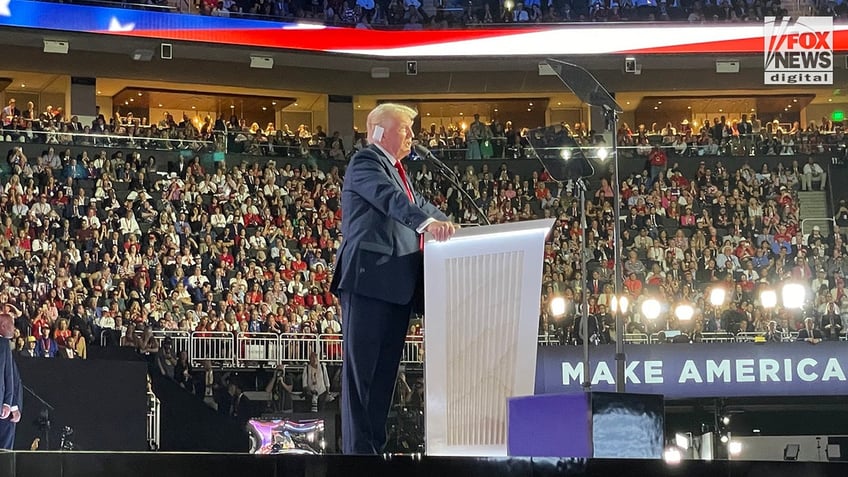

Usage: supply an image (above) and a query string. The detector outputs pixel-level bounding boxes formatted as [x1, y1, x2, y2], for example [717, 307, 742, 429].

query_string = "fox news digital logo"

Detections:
[764, 16, 833, 85]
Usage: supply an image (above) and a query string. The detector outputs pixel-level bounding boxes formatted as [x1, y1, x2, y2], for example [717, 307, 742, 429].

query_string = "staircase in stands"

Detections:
[798, 190, 831, 235]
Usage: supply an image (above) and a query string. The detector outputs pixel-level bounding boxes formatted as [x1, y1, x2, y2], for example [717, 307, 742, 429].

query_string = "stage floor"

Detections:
[1, 452, 847, 477]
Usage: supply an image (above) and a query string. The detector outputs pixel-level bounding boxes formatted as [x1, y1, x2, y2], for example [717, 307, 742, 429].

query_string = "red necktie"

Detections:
[394, 161, 414, 202]
[394, 161, 423, 250]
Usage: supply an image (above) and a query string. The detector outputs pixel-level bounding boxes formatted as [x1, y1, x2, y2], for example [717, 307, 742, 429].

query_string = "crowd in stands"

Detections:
[535, 154, 847, 346]
[8, 98, 848, 164]
[616, 115, 848, 159]
[0, 109, 844, 377]
[61, 0, 811, 27]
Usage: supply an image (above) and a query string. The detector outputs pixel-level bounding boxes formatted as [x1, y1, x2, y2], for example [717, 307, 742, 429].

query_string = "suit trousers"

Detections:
[0, 419, 15, 449]
[339, 291, 412, 454]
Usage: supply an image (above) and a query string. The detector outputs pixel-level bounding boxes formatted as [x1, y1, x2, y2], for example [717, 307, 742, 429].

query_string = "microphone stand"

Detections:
[24, 384, 54, 451]
[413, 145, 490, 226]
[575, 177, 592, 391]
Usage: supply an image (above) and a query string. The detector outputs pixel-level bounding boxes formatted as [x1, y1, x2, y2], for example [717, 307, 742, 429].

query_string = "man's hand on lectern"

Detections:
[426, 221, 456, 242]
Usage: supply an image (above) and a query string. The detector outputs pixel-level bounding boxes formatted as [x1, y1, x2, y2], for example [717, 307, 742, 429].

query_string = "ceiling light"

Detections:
[129, 98, 134, 102]
[751, 108, 756, 111]
[230, 105, 235, 109]
[829, 98, 833, 102]
[271, 101, 277, 105]
[191, 106, 196, 109]
[293, 103, 298, 106]
[654, 106, 658, 110]
[527, 108, 532, 112]
[793, 98, 798, 103]
[529, 102, 533, 106]
[657, 101, 662, 104]
[426, 112, 430, 116]
[494, 108, 498, 112]
[97, 90, 101, 95]
[137, 92, 142, 96]
[787, 104, 792, 108]
[262, 107, 267, 111]
[20, 83, 25, 88]
[719, 109, 723, 112]
[626, 101, 630, 105]
[687, 106, 691, 110]
[459, 112, 463, 116]
[158, 104, 163, 107]
[557, 102, 561, 106]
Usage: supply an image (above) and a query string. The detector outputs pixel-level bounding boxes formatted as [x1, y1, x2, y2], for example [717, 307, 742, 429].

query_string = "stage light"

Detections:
[760, 290, 777, 309]
[642, 299, 661, 320]
[782, 283, 805, 309]
[720, 434, 729, 444]
[550, 296, 566, 317]
[675, 304, 694, 321]
[664, 446, 682, 465]
[709, 288, 726, 307]
[728, 441, 742, 455]
[597, 147, 609, 161]
[722, 416, 731, 425]
[611, 295, 629, 315]
[560, 149, 571, 161]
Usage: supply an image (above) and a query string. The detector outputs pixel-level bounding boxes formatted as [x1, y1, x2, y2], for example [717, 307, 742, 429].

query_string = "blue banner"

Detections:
[535, 343, 848, 398]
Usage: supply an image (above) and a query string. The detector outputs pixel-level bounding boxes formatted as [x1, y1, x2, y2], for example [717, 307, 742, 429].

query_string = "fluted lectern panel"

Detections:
[424, 218, 554, 456]
[445, 251, 524, 447]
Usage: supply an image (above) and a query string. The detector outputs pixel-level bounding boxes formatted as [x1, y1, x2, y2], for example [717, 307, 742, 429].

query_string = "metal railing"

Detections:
[98, 328, 846, 370]
[147, 390, 161, 451]
[1, 128, 221, 153]
[699, 332, 737, 343]
[190, 331, 236, 367]
[624, 333, 650, 344]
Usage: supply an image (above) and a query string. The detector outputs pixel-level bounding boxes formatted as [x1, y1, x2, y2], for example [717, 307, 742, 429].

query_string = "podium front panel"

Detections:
[424, 219, 553, 456]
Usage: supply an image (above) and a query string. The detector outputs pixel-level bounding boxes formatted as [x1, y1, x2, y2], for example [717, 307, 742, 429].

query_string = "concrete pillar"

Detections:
[69, 76, 97, 122]
[328, 94, 354, 151]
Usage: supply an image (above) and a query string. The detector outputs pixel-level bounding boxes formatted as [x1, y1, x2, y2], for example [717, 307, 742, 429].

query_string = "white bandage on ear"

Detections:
[372, 125, 384, 142]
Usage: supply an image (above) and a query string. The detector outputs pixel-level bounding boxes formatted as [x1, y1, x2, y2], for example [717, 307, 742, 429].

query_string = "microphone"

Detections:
[412, 144, 490, 226]
[413, 144, 457, 181]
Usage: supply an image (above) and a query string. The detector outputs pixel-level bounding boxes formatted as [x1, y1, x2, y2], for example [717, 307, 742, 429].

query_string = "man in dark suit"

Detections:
[0, 311, 22, 449]
[331, 103, 455, 454]
[797, 317, 824, 344]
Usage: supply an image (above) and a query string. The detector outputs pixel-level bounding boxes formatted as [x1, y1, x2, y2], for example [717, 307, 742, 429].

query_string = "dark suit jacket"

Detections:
[331, 145, 447, 306]
[0, 343, 20, 411]
[797, 328, 824, 341]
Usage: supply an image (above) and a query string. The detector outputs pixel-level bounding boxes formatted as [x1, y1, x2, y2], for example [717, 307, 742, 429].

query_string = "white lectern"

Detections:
[423, 218, 555, 456]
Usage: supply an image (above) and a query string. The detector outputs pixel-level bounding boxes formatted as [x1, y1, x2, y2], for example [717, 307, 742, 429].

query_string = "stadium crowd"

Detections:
[0, 110, 842, 373]
[54, 0, 812, 27]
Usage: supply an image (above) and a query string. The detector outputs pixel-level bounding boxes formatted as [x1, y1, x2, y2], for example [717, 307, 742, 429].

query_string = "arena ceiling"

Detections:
[2, 26, 847, 103]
